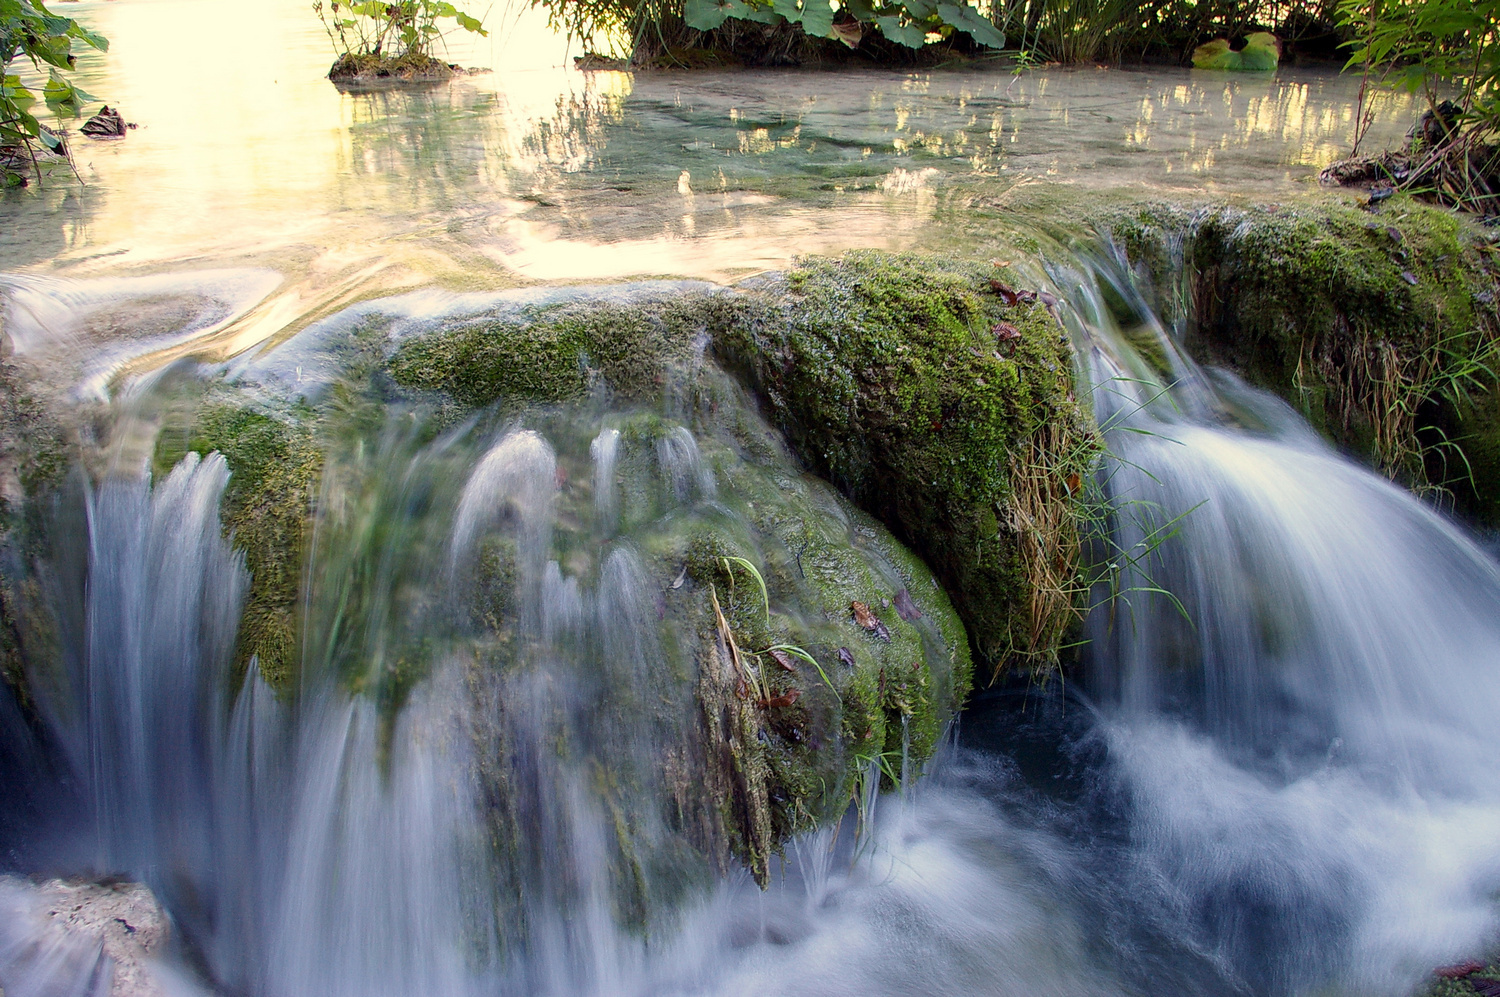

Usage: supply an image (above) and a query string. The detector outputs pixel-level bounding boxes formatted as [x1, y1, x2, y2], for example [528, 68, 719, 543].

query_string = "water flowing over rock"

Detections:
[0, 877, 169, 997]
[4, 236, 1500, 997]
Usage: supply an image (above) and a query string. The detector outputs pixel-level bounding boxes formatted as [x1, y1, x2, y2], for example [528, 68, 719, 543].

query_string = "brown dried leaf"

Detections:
[831, 20, 862, 47]
[994, 321, 1022, 342]
[768, 648, 796, 672]
[989, 280, 1020, 306]
[893, 588, 922, 622]
[850, 601, 892, 642]
[837, 646, 856, 669]
[759, 688, 802, 709]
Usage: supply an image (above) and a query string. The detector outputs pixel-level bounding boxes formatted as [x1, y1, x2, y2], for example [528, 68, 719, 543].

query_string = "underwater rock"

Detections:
[0, 876, 170, 997]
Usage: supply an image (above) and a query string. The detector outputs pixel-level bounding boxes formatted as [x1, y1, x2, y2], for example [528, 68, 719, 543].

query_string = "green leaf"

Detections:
[684, 0, 747, 30]
[739, 2, 781, 24]
[799, 0, 834, 37]
[873, 14, 926, 46]
[936, 1, 1002, 47]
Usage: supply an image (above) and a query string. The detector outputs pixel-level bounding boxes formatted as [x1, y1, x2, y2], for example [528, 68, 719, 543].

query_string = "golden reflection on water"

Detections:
[0, 0, 1428, 379]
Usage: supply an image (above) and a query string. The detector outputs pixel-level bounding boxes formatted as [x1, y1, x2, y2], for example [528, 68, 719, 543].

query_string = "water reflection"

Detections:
[0, 0, 1426, 374]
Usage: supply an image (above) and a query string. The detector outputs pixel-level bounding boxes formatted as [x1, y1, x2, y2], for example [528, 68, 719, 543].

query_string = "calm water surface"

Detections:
[2, 0, 1423, 377]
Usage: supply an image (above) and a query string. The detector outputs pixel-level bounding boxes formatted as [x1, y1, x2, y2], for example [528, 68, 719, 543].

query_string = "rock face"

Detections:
[0, 877, 169, 997]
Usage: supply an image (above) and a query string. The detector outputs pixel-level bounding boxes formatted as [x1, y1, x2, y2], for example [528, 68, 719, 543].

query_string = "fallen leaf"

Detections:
[893, 588, 922, 622]
[990, 259, 1011, 268]
[837, 646, 856, 669]
[670, 565, 687, 590]
[831, 20, 862, 48]
[850, 601, 892, 642]
[994, 321, 1022, 343]
[990, 280, 1021, 306]
[1401, 270, 1418, 285]
[1015, 289, 1038, 304]
[768, 648, 796, 672]
[1064, 472, 1081, 495]
[759, 688, 802, 709]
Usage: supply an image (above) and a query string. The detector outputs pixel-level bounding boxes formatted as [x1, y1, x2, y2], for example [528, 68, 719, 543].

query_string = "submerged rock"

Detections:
[0, 876, 169, 997]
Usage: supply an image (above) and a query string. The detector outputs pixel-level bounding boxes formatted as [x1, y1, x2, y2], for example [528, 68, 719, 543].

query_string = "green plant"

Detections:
[313, 0, 486, 62]
[534, 0, 1004, 64]
[1336, 0, 1500, 212]
[682, 0, 1004, 51]
[1, 0, 106, 188]
[713, 555, 840, 704]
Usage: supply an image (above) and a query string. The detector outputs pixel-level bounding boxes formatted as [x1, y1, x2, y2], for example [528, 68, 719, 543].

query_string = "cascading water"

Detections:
[3, 255, 1500, 997]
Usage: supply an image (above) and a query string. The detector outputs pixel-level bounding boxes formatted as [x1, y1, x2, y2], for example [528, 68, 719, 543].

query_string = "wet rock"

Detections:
[0, 876, 169, 997]
[80, 107, 127, 139]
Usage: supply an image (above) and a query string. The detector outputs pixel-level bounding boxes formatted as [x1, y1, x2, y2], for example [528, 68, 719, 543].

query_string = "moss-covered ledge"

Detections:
[715, 251, 1097, 679]
[154, 405, 322, 694]
[1106, 198, 1500, 522]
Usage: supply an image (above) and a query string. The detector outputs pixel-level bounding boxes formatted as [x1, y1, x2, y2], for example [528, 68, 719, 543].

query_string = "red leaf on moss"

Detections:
[851, 601, 891, 641]
[759, 689, 802, 709]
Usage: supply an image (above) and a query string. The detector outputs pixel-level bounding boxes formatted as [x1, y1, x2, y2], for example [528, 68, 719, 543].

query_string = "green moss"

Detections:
[1108, 199, 1500, 519]
[158, 405, 323, 694]
[387, 297, 742, 409]
[714, 250, 1096, 678]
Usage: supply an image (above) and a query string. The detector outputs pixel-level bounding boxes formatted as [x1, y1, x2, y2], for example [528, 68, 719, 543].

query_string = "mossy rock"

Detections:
[387, 295, 743, 408]
[714, 250, 1097, 678]
[327, 52, 459, 89]
[1106, 199, 1500, 522]
[155, 405, 322, 694]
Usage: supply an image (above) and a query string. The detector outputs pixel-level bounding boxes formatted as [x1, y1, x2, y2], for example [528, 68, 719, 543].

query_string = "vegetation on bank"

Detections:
[1324, 0, 1498, 215]
[1107, 198, 1500, 523]
[313, 0, 486, 83]
[1, 0, 106, 187]
[540, 0, 1353, 68]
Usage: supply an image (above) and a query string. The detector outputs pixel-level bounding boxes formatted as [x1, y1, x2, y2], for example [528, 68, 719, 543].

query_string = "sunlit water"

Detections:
[2, 4, 1491, 997]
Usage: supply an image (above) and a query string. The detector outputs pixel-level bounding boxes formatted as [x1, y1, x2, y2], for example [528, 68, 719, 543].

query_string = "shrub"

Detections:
[0, 0, 106, 187]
